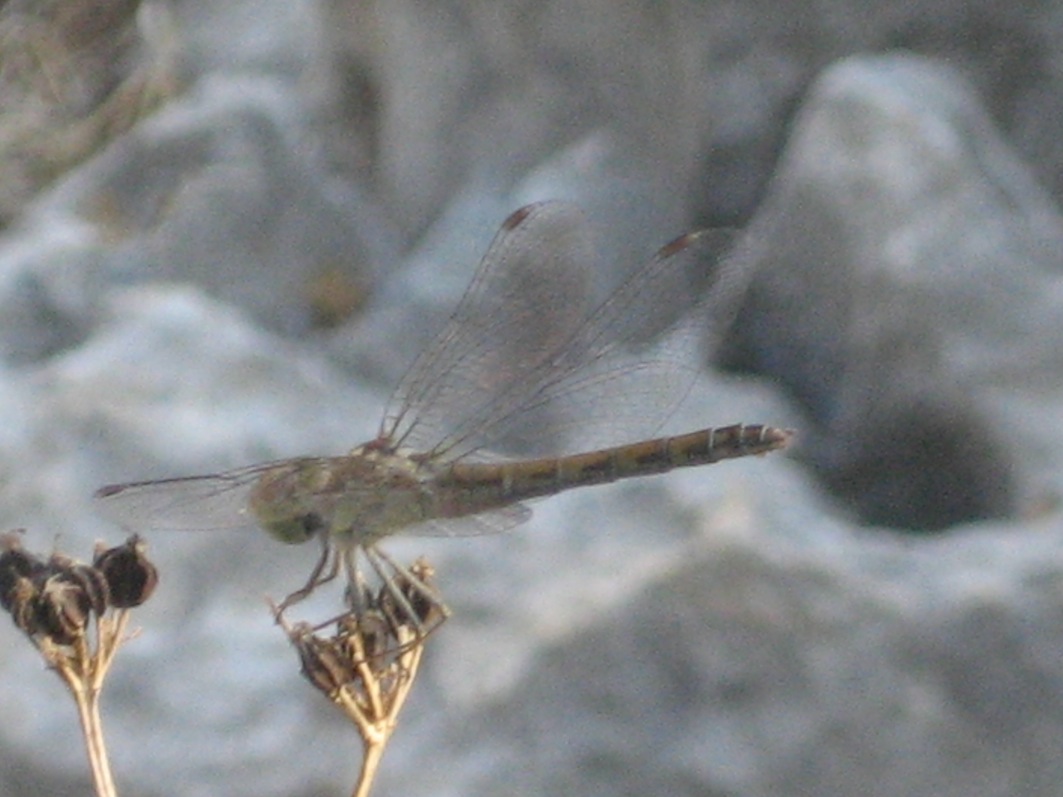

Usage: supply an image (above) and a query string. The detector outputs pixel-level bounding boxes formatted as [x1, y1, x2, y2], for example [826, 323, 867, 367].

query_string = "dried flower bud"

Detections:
[35, 572, 94, 645]
[404, 585, 438, 627]
[291, 626, 357, 695]
[338, 610, 391, 666]
[93, 535, 158, 608]
[0, 531, 45, 612]
[55, 561, 110, 617]
[7, 576, 41, 636]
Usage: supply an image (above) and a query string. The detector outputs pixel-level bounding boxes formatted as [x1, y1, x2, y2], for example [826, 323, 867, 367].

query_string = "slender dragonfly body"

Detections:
[96, 202, 792, 613]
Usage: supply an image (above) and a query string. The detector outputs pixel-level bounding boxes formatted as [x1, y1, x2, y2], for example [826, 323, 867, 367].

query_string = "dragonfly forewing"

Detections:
[382, 202, 750, 464]
[384, 202, 596, 458]
[95, 460, 310, 532]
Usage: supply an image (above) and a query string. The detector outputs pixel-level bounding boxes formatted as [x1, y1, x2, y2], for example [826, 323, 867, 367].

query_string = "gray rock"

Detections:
[0, 73, 392, 361]
[316, 0, 1063, 232]
[0, 100, 792, 797]
[0, 2, 1062, 797]
[731, 54, 1063, 530]
[328, 130, 700, 388]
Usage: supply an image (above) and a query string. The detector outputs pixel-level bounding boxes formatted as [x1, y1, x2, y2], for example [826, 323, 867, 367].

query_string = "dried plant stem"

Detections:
[3, 535, 158, 797]
[337, 639, 424, 797]
[281, 556, 442, 797]
[351, 741, 385, 797]
[71, 677, 116, 797]
[45, 612, 131, 797]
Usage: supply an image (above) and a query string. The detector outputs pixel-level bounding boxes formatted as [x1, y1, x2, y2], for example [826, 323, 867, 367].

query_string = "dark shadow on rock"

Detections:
[717, 54, 1057, 532]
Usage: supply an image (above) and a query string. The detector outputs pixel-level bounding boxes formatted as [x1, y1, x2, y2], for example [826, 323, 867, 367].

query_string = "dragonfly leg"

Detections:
[341, 546, 372, 615]
[273, 535, 341, 618]
[363, 545, 450, 642]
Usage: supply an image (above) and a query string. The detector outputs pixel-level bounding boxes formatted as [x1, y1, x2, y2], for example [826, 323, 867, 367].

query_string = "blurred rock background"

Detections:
[1, 0, 1062, 796]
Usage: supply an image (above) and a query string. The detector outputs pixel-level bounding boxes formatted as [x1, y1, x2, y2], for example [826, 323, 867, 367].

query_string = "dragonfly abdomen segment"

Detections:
[437, 424, 792, 514]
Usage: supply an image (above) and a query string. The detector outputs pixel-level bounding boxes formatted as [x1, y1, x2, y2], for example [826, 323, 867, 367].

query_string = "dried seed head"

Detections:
[93, 535, 158, 608]
[35, 572, 94, 645]
[7, 576, 41, 635]
[413, 559, 449, 627]
[338, 610, 391, 666]
[58, 562, 110, 617]
[291, 626, 357, 695]
[403, 583, 438, 627]
[409, 558, 435, 583]
[0, 531, 45, 612]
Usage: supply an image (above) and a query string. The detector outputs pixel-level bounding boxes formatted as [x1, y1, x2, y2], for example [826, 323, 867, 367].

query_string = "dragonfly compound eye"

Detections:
[262, 511, 325, 545]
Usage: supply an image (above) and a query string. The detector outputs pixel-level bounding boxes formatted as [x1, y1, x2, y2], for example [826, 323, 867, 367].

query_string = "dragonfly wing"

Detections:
[464, 226, 746, 455]
[94, 462, 280, 532]
[400, 503, 532, 538]
[383, 200, 751, 462]
[382, 202, 596, 455]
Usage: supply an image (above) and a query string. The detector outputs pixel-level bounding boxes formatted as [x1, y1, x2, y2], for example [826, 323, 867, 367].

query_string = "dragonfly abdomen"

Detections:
[438, 424, 792, 514]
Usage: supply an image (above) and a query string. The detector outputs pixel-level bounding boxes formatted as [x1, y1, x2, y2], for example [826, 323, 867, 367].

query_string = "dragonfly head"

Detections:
[247, 460, 330, 545]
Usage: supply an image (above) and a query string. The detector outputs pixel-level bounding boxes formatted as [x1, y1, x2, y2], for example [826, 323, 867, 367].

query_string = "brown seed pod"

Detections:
[59, 562, 111, 617]
[6, 576, 41, 636]
[292, 627, 357, 695]
[35, 573, 94, 645]
[93, 535, 158, 608]
[0, 532, 45, 613]
[338, 610, 392, 667]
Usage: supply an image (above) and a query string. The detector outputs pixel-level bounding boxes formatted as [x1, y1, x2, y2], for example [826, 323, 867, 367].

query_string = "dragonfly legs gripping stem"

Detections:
[271, 534, 341, 619]
[349, 545, 450, 644]
[271, 534, 450, 668]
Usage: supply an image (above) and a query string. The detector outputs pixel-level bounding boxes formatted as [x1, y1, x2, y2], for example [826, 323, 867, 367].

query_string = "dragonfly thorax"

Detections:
[246, 453, 437, 546]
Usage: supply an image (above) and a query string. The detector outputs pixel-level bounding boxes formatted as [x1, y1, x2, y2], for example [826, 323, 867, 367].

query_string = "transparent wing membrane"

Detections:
[96, 202, 765, 543]
[95, 464, 277, 531]
[384, 202, 745, 461]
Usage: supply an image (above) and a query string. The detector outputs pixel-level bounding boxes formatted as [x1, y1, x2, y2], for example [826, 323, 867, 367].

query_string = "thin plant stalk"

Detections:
[339, 635, 424, 797]
[46, 611, 131, 797]
[3, 535, 158, 797]
[280, 556, 441, 797]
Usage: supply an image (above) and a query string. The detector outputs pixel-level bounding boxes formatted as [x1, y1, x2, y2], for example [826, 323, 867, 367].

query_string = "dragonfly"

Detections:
[95, 201, 792, 630]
